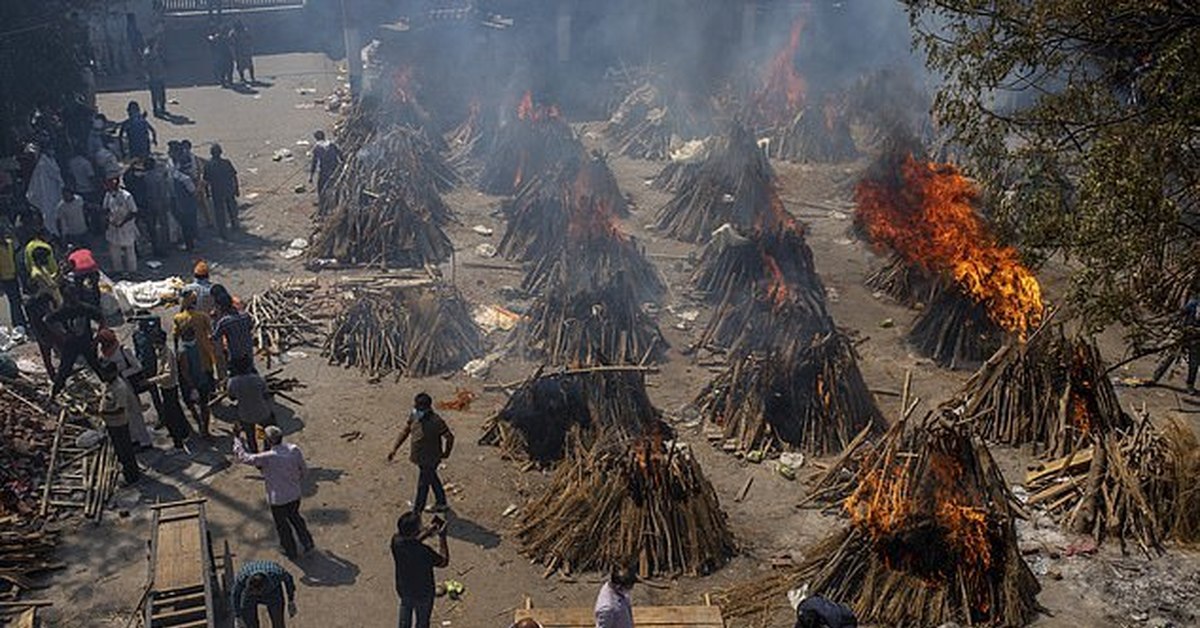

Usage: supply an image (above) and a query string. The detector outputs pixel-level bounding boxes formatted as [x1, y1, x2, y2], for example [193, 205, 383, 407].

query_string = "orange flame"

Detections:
[855, 155, 1044, 335]
[567, 165, 626, 243]
[761, 252, 791, 308]
[517, 90, 560, 122]
[754, 16, 807, 124]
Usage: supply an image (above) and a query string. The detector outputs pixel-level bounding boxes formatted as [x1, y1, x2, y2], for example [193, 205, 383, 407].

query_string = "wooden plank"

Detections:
[513, 605, 723, 627]
[150, 497, 209, 510]
[1025, 448, 1094, 484]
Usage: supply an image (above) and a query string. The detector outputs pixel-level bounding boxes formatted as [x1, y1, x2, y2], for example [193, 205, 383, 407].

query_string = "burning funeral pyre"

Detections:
[855, 151, 1044, 368]
[445, 100, 497, 177]
[655, 124, 781, 244]
[322, 280, 483, 379]
[479, 367, 664, 464]
[719, 408, 1041, 627]
[962, 326, 1132, 457]
[517, 432, 736, 579]
[750, 17, 857, 163]
[312, 107, 458, 268]
[478, 92, 581, 196]
[605, 74, 715, 161]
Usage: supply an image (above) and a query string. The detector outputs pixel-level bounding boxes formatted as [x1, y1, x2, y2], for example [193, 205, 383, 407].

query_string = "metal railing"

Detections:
[160, 0, 305, 14]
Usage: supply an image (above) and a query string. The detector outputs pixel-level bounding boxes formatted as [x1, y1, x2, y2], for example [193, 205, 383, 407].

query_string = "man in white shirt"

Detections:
[56, 188, 89, 247]
[233, 426, 315, 560]
[594, 565, 636, 628]
[103, 176, 139, 275]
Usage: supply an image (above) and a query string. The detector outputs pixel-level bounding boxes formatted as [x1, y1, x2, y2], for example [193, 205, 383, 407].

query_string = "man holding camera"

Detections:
[390, 511, 450, 628]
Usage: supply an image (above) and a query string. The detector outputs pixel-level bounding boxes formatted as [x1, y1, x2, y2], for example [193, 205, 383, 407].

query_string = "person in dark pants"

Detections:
[203, 143, 239, 238]
[146, 329, 192, 452]
[0, 227, 26, 330]
[230, 560, 296, 628]
[308, 130, 341, 198]
[793, 594, 858, 628]
[387, 393, 455, 513]
[97, 364, 141, 485]
[390, 511, 449, 628]
[227, 353, 271, 453]
[47, 287, 105, 397]
[233, 426, 314, 560]
[117, 101, 156, 161]
[143, 39, 167, 117]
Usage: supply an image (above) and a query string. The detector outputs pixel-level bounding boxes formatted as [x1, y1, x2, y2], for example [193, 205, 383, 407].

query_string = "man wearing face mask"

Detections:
[387, 393, 455, 513]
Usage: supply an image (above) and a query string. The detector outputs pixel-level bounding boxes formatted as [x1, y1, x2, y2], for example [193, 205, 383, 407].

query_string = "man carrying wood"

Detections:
[387, 393, 454, 513]
[390, 511, 449, 628]
[594, 565, 637, 628]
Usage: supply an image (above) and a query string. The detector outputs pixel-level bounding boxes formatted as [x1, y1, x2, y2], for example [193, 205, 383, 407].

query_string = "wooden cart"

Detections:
[142, 498, 231, 628]
[513, 597, 725, 628]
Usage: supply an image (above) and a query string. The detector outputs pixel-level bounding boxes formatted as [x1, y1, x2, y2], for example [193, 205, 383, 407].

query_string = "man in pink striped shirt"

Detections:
[234, 426, 315, 560]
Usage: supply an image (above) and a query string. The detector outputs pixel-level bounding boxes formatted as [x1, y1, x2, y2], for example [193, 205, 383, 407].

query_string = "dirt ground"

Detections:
[22, 43, 1200, 628]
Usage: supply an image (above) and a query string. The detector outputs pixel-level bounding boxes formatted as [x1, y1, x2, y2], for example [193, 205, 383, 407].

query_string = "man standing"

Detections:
[56, 188, 89, 248]
[0, 226, 26, 331]
[390, 511, 449, 628]
[47, 287, 105, 397]
[24, 236, 62, 376]
[97, 364, 142, 485]
[212, 287, 254, 373]
[308, 130, 341, 198]
[230, 560, 297, 628]
[233, 426, 314, 560]
[227, 354, 271, 452]
[103, 176, 139, 276]
[118, 102, 156, 160]
[203, 144, 239, 237]
[143, 38, 168, 117]
[186, 260, 215, 315]
[142, 157, 171, 256]
[230, 21, 255, 84]
[594, 565, 637, 628]
[387, 393, 454, 513]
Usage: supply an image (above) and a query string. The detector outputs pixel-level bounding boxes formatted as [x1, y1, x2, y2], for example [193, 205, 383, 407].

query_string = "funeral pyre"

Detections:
[479, 367, 663, 464]
[855, 150, 1044, 368]
[478, 91, 580, 196]
[749, 16, 857, 163]
[322, 278, 483, 379]
[604, 69, 715, 161]
[517, 431, 736, 579]
[718, 408, 1041, 627]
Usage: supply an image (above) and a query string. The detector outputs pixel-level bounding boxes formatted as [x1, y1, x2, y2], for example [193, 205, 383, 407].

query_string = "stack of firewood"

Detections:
[0, 384, 55, 519]
[605, 77, 714, 161]
[516, 280, 667, 366]
[697, 333, 885, 457]
[323, 281, 483, 378]
[445, 102, 496, 176]
[865, 253, 937, 307]
[962, 327, 1132, 457]
[655, 124, 781, 243]
[719, 408, 1041, 627]
[478, 94, 581, 196]
[517, 434, 736, 579]
[758, 98, 858, 163]
[480, 367, 665, 464]
[247, 278, 325, 367]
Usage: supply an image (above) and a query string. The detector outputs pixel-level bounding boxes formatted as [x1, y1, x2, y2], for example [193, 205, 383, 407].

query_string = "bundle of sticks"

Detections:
[480, 366, 665, 464]
[720, 408, 1041, 627]
[517, 434, 736, 578]
[323, 283, 483, 378]
[655, 124, 782, 243]
[312, 124, 457, 268]
[0, 525, 61, 603]
[1024, 415, 1200, 554]
[962, 327, 1132, 457]
[909, 286, 1006, 369]
[0, 384, 56, 519]
[247, 278, 325, 368]
[758, 98, 858, 163]
[38, 411, 119, 522]
[444, 101, 496, 175]
[605, 81, 714, 161]
[696, 332, 885, 457]
[865, 254, 937, 307]
[478, 94, 580, 196]
[515, 280, 667, 366]
[332, 93, 448, 185]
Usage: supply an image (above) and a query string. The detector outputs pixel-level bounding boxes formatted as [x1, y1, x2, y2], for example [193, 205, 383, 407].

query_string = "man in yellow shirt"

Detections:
[25, 238, 62, 376]
[0, 225, 26, 329]
[172, 288, 217, 375]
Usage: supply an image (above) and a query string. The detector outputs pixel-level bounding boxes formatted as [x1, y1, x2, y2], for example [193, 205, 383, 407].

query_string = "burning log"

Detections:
[962, 327, 1132, 457]
[718, 408, 1041, 626]
[247, 278, 325, 368]
[517, 434, 736, 579]
[655, 124, 782, 243]
[478, 92, 581, 196]
[479, 367, 665, 464]
[855, 150, 1044, 368]
[1024, 415, 1200, 554]
[515, 280, 668, 367]
[323, 282, 483, 378]
[696, 332, 884, 457]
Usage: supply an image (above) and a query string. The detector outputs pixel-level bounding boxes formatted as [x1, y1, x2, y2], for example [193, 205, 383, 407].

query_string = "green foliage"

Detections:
[906, 0, 1200, 347]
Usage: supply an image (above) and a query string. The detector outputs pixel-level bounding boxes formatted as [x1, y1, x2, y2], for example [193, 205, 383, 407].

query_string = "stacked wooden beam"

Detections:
[697, 333, 885, 457]
[865, 253, 937, 307]
[517, 279, 666, 367]
[247, 278, 325, 368]
[478, 94, 581, 197]
[909, 286, 1004, 369]
[517, 435, 736, 579]
[605, 79, 714, 162]
[719, 408, 1041, 627]
[445, 101, 496, 176]
[480, 367, 665, 464]
[759, 99, 858, 163]
[1024, 415, 1199, 555]
[38, 412, 119, 522]
[323, 281, 483, 379]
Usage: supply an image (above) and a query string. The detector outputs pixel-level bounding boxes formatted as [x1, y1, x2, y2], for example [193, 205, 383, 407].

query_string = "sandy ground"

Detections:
[19, 38, 1200, 628]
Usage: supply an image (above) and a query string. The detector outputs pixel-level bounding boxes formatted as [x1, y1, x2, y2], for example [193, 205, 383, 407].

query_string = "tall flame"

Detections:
[754, 16, 807, 124]
[517, 90, 560, 122]
[855, 155, 1044, 335]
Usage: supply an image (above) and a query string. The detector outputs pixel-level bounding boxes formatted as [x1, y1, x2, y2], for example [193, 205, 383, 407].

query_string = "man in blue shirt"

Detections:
[230, 560, 296, 628]
[118, 101, 156, 160]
